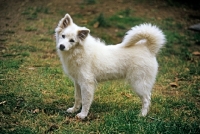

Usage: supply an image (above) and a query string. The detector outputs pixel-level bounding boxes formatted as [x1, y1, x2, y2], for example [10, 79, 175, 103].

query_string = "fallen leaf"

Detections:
[121, 92, 132, 98]
[192, 51, 200, 56]
[33, 108, 39, 114]
[125, 93, 132, 98]
[170, 82, 178, 88]
[0, 101, 6, 105]
[28, 67, 35, 70]
[93, 22, 99, 28]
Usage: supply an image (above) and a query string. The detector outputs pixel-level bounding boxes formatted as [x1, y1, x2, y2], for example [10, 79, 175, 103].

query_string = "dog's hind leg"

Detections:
[139, 93, 151, 117]
[67, 82, 82, 113]
[76, 81, 95, 119]
[131, 80, 152, 116]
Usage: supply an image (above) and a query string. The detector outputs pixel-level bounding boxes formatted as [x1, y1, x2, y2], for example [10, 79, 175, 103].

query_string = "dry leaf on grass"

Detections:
[28, 67, 35, 70]
[93, 22, 99, 28]
[170, 82, 179, 88]
[192, 51, 200, 56]
[121, 92, 132, 98]
[0, 101, 6, 105]
[32, 108, 40, 114]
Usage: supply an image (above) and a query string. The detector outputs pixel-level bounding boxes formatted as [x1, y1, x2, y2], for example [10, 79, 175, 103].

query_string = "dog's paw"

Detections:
[67, 107, 76, 113]
[140, 109, 148, 117]
[76, 113, 87, 119]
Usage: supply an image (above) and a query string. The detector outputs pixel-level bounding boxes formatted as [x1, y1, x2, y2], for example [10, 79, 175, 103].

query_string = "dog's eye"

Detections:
[62, 35, 65, 38]
[69, 39, 75, 42]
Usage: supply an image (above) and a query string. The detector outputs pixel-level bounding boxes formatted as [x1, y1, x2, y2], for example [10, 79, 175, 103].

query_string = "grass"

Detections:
[91, 9, 143, 29]
[84, 0, 96, 5]
[22, 7, 50, 20]
[0, 1, 200, 134]
[25, 26, 37, 32]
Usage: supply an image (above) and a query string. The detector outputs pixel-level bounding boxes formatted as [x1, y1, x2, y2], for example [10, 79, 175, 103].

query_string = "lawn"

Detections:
[0, 0, 199, 133]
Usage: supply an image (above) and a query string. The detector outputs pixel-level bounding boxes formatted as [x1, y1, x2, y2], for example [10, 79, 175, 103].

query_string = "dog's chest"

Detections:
[60, 51, 84, 79]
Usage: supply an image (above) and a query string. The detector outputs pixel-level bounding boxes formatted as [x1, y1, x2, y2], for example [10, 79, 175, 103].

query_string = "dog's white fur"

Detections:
[55, 14, 165, 119]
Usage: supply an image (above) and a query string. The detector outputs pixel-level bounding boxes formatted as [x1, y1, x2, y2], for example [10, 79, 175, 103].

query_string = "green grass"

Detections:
[25, 26, 37, 32]
[84, 0, 96, 5]
[91, 9, 144, 29]
[0, 2, 200, 134]
[22, 7, 50, 20]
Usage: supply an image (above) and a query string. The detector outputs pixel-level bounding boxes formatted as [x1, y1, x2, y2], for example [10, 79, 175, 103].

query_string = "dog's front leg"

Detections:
[76, 82, 95, 119]
[67, 82, 82, 113]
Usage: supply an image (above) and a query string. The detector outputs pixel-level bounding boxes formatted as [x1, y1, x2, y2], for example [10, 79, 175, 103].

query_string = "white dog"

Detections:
[55, 14, 165, 119]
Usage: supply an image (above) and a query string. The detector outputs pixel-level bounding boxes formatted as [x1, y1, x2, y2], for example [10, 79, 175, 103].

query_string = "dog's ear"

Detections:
[58, 14, 73, 28]
[62, 14, 73, 28]
[55, 14, 73, 34]
[78, 29, 90, 40]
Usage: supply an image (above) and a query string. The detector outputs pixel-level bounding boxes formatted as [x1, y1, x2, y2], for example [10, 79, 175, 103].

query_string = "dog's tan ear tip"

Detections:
[64, 14, 73, 21]
[83, 28, 90, 33]
[64, 13, 70, 18]
[61, 13, 73, 28]
[81, 29, 90, 35]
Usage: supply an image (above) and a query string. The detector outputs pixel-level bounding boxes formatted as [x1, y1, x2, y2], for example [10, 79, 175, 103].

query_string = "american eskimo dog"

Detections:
[55, 14, 165, 119]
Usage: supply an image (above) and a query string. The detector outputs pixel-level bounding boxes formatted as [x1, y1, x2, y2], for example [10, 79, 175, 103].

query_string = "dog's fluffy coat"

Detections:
[55, 14, 165, 119]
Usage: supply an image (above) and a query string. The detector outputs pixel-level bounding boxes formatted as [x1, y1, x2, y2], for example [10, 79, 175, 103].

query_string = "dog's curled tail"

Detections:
[120, 23, 166, 55]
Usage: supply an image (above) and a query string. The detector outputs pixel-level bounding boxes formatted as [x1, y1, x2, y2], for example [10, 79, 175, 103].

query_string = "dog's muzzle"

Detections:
[59, 44, 65, 51]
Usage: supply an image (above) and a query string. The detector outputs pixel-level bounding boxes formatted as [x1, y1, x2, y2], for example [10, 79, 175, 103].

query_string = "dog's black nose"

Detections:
[59, 44, 65, 50]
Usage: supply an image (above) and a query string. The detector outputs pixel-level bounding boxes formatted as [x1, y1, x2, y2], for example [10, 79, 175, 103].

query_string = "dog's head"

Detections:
[55, 14, 90, 51]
